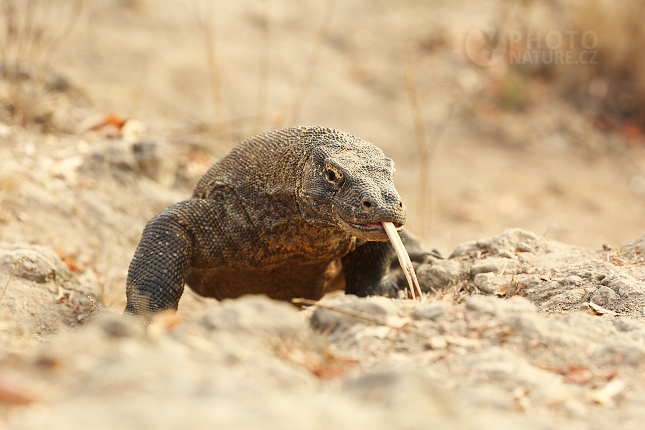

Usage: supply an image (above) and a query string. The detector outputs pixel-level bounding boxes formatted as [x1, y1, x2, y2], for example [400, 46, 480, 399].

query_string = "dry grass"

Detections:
[567, 0, 645, 128]
[404, 67, 430, 238]
[255, 0, 271, 132]
[292, 298, 388, 325]
[0, 0, 84, 131]
[288, 0, 336, 126]
[500, 0, 645, 131]
[404, 64, 456, 240]
[180, 0, 338, 151]
[191, 0, 232, 149]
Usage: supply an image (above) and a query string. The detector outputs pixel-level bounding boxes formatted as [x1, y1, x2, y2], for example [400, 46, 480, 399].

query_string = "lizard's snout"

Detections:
[350, 191, 406, 228]
[360, 196, 404, 213]
[339, 194, 406, 241]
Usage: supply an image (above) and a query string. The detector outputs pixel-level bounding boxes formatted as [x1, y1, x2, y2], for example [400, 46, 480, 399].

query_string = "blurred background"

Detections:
[1, 0, 645, 308]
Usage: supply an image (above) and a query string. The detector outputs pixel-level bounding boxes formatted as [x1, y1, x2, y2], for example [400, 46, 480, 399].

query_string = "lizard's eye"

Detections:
[325, 165, 344, 187]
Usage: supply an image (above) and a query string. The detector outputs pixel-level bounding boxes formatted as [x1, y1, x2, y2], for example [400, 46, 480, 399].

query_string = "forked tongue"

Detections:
[381, 222, 423, 299]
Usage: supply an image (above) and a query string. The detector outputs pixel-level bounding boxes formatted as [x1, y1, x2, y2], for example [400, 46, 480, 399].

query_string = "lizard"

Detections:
[124, 126, 419, 322]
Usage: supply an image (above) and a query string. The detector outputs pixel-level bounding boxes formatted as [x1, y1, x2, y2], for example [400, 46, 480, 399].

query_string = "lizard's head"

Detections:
[298, 133, 407, 241]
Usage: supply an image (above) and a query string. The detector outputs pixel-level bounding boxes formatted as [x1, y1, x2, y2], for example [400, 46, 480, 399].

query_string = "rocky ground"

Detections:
[2, 0, 645, 429]
[1, 228, 645, 429]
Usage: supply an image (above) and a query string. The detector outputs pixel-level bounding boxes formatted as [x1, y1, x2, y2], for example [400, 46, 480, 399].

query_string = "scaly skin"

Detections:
[124, 126, 411, 322]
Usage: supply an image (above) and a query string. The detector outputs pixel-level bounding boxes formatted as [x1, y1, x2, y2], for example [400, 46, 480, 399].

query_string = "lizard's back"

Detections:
[185, 127, 359, 300]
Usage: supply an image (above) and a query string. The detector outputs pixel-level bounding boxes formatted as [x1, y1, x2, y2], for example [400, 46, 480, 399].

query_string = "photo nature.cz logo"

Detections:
[465, 28, 598, 67]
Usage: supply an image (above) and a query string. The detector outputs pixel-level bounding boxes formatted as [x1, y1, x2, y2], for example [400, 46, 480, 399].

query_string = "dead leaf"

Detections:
[587, 302, 617, 317]
[0, 375, 38, 405]
[443, 335, 481, 349]
[563, 368, 593, 384]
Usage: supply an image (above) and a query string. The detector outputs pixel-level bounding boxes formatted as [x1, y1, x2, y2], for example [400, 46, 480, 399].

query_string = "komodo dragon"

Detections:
[124, 126, 424, 321]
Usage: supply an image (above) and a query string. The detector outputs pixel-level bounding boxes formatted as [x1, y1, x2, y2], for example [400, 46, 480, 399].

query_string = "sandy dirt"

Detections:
[1, 0, 645, 429]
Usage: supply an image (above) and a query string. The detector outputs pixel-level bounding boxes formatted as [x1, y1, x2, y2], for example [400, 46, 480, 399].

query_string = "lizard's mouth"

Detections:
[350, 222, 403, 230]
[339, 219, 403, 241]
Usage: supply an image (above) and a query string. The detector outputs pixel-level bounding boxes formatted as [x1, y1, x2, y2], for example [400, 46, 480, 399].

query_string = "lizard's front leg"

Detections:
[124, 195, 252, 323]
[341, 230, 426, 297]
[341, 240, 399, 297]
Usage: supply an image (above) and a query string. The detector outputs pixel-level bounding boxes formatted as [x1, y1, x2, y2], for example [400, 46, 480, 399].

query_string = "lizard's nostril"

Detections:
[362, 199, 373, 210]
[399, 201, 403, 208]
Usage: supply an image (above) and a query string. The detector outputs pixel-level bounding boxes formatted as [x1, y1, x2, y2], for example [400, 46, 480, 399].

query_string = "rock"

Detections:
[560, 275, 585, 286]
[94, 314, 146, 339]
[132, 141, 161, 179]
[344, 368, 458, 422]
[465, 295, 535, 317]
[470, 257, 518, 276]
[463, 347, 581, 403]
[310, 295, 388, 334]
[416, 259, 466, 291]
[428, 335, 448, 349]
[473, 272, 509, 294]
[413, 303, 447, 321]
[86, 140, 140, 175]
[612, 318, 645, 332]
[502, 296, 537, 314]
[506, 312, 554, 341]
[590, 286, 620, 306]
[620, 233, 645, 255]
[601, 275, 645, 299]
[594, 341, 645, 366]
[450, 228, 543, 258]
[515, 241, 535, 253]
[412, 226, 645, 336]
[537, 288, 588, 313]
[0, 243, 100, 337]
[0, 243, 73, 284]
[412, 229, 626, 317]
[201, 295, 306, 338]
[84, 139, 176, 185]
[465, 296, 502, 316]
[449, 229, 598, 273]
[526, 280, 569, 304]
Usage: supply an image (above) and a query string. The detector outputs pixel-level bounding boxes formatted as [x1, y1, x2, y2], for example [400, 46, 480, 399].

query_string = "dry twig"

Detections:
[88, 295, 102, 315]
[404, 65, 456, 239]
[291, 298, 387, 325]
[0, 257, 26, 304]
